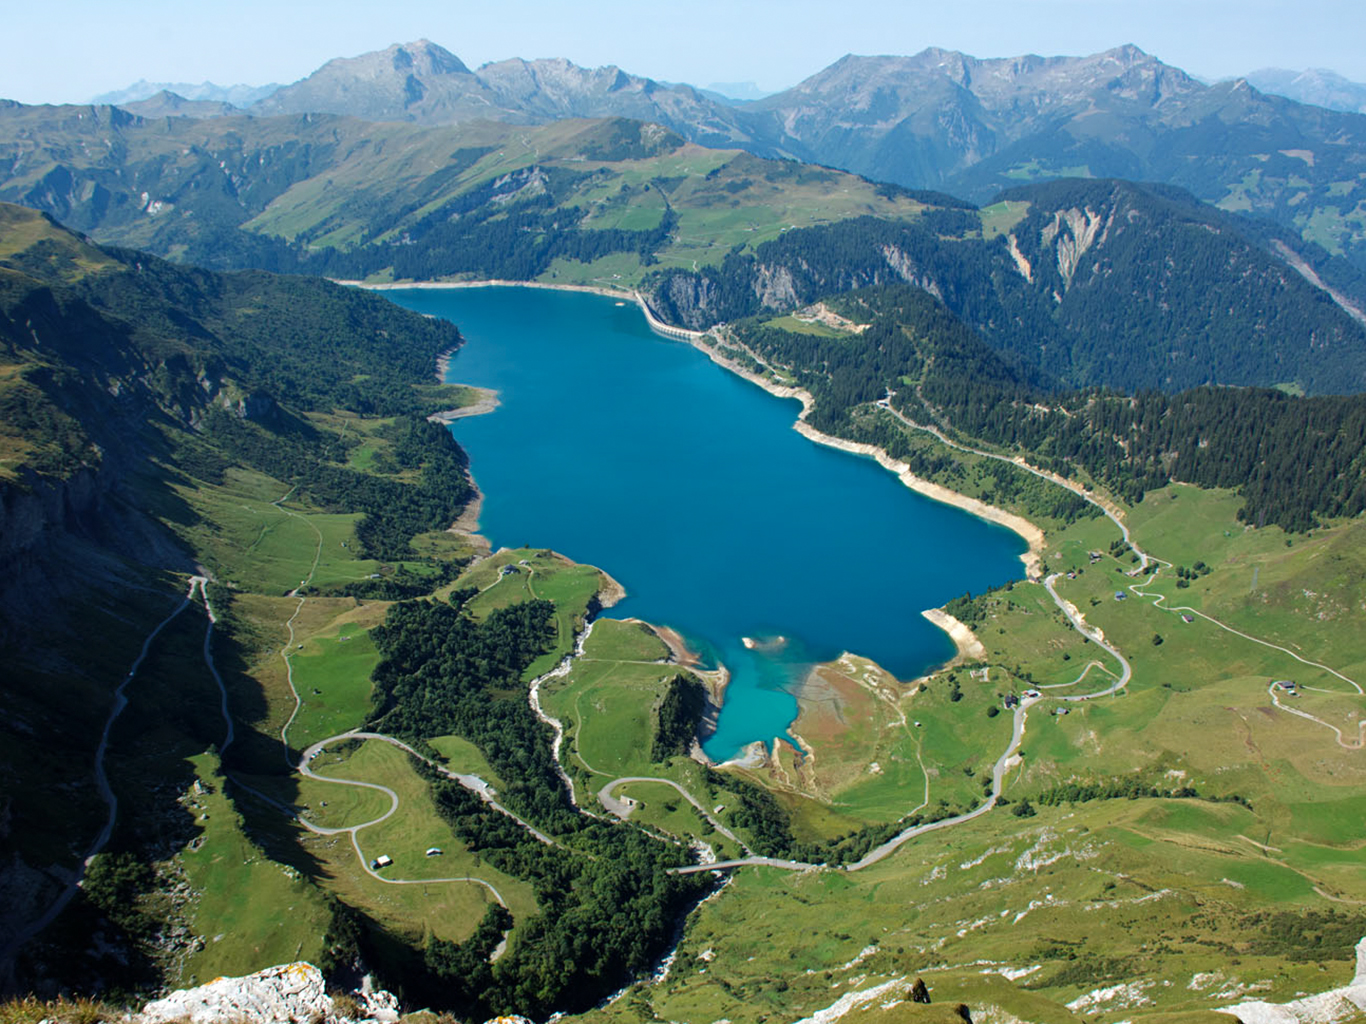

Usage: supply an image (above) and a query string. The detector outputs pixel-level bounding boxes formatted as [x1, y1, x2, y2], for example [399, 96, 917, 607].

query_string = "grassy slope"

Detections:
[297, 740, 539, 948]
[238, 125, 933, 284]
[554, 454, 1364, 1023]
[0, 110, 934, 288]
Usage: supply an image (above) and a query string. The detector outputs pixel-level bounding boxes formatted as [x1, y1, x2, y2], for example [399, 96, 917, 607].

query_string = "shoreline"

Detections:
[920, 608, 987, 663]
[653, 623, 730, 708]
[673, 330, 1046, 581]
[406, 275, 1048, 701]
[595, 570, 627, 611]
[434, 344, 459, 383]
[448, 474, 492, 561]
[337, 277, 635, 302]
[336, 276, 705, 342]
[427, 386, 500, 424]
[371, 274, 1044, 578]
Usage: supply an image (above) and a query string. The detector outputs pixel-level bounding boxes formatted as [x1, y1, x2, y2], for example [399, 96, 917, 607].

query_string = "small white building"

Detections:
[371, 855, 393, 869]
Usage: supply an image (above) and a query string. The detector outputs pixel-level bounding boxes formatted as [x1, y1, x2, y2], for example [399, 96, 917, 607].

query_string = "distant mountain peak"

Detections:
[1103, 42, 1155, 64]
[91, 78, 278, 108]
[320, 38, 472, 79]
[1241, 66, 1366, 114]
[385, 38, 471, 76]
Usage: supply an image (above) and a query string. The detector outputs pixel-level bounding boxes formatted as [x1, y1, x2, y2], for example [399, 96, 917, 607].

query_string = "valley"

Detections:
[2, 26, 1366, 1024]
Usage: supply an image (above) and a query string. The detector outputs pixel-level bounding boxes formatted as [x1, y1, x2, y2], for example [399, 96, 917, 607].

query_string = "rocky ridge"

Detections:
[138, 963, 400, 1024]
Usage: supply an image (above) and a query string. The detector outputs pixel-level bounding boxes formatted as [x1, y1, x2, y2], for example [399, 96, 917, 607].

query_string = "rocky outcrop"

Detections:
[881, 245, 944, 300]
[754, 264, 799, 309]
[1040, 206, 1111, 290]
[220, 389, 283, 425]
[656, 273, 722, 330]
[135, 962, 543, 1024]
[1223, 936, 1366, 1024]
[140, 963, 399, 1024]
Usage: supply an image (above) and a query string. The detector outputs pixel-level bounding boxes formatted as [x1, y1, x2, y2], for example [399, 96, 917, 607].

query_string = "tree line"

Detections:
[729, 284, 1366, 531]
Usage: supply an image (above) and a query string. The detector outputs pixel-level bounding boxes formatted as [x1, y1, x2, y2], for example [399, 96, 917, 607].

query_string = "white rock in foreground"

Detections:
[1224, 936, 1366, 1024]
[140, 962, 398, 1024]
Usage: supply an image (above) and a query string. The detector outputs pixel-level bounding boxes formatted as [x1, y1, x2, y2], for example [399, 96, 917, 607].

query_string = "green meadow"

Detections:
[298, 740, 539, 947]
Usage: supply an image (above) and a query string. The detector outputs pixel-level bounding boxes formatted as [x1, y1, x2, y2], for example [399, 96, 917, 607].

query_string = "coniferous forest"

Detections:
[730, 285, 1366, 531]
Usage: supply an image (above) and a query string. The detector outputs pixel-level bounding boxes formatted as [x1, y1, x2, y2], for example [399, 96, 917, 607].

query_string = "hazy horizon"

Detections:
[3, 0, 1365, 106]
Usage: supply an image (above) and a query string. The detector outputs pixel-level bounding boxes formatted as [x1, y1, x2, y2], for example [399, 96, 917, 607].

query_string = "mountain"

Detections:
[1242, 67, 1366, 114]
[239, 40, 1366, 276]
[745, 45, 1206, 185]
[0, 202, 478, 987]
[703, 80, 772, 102]
[472, 56, 754, 146]
[117, 89, 239, 119]
[251, 39, 757, 147]
[650, 177, 1366, 394]
[2, 94, 1363, 395]
[745, 46, 1366, 272]
[92, 78, 279, 108]
[0, 100, 936, 282]
[248, 38, 502, 123]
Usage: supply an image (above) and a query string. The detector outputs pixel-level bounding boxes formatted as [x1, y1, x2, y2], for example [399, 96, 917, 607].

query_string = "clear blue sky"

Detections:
[3, 0, 1364, 103]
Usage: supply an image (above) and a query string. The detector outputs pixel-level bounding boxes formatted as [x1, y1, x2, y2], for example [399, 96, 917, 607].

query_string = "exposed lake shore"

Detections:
[349, 275, 1045, 580]
[381, 278, 1040, 757]
[428, 385, 500, 424]
[669, 329, 1047, 581]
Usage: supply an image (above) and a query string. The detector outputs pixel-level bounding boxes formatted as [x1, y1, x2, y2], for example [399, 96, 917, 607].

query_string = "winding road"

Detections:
[598, 777, 752, 854]
[3, 575, 218, 973]
[659, 386, 1361, 876]
[287, 733, 513, 904]
[18, 376, 1361, 972]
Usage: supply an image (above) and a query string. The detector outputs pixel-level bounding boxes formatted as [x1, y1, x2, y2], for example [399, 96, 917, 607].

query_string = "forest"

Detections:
[202, 412, 473, 560]
[365, 595, 711, 1018]
[421, 774, 708, 1018]
[649, 183, 1366, 395]
[651, 675, 708, 762]
[730, 284, 1366, 531]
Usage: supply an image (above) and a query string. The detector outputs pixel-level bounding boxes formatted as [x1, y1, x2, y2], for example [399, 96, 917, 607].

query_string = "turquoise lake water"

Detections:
[385, 286, 1027, 760]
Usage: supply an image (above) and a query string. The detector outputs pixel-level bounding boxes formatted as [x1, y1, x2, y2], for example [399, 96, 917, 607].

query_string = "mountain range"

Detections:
[1241, 67, 1366, 114]
[4, 87, 1366, 396]
[76, 40, 1366, 278]
[7, 34, 1366, 1019]
[91, 78, 280, 108]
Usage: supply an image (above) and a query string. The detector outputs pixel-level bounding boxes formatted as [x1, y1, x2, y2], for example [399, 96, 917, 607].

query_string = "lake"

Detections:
[385, 286, 1027, 760]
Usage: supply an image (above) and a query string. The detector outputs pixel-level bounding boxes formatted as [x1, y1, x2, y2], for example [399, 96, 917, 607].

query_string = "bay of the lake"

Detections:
[385, 286, 1027, 760]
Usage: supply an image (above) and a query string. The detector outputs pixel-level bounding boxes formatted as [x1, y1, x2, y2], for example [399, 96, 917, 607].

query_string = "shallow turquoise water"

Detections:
[386, 287, 1026, 760]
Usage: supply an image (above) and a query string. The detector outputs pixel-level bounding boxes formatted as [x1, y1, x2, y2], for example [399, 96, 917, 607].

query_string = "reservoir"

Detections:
[386, 286, 1027, 760]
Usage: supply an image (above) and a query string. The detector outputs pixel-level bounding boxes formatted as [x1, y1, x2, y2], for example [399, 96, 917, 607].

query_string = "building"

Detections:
[426, 847, 443, 857]
[371, 855, 393, 869]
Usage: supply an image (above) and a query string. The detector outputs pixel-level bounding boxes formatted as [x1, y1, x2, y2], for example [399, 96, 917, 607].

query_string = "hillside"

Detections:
[649, 178, 1366, 394]
[168, 39, 1366, 279]
[0, 203, 481, 988]
[3, 93, 1363, 395]
[0, 206, 723, 1021]
[0, 101, 934, 278]
[251, 39, 757, 151]
[1243, 67, 1366, 115]
[2, 211, 1365, 1024]
[717, 282, 1366, 530]
[745, 45, 1366, 276]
